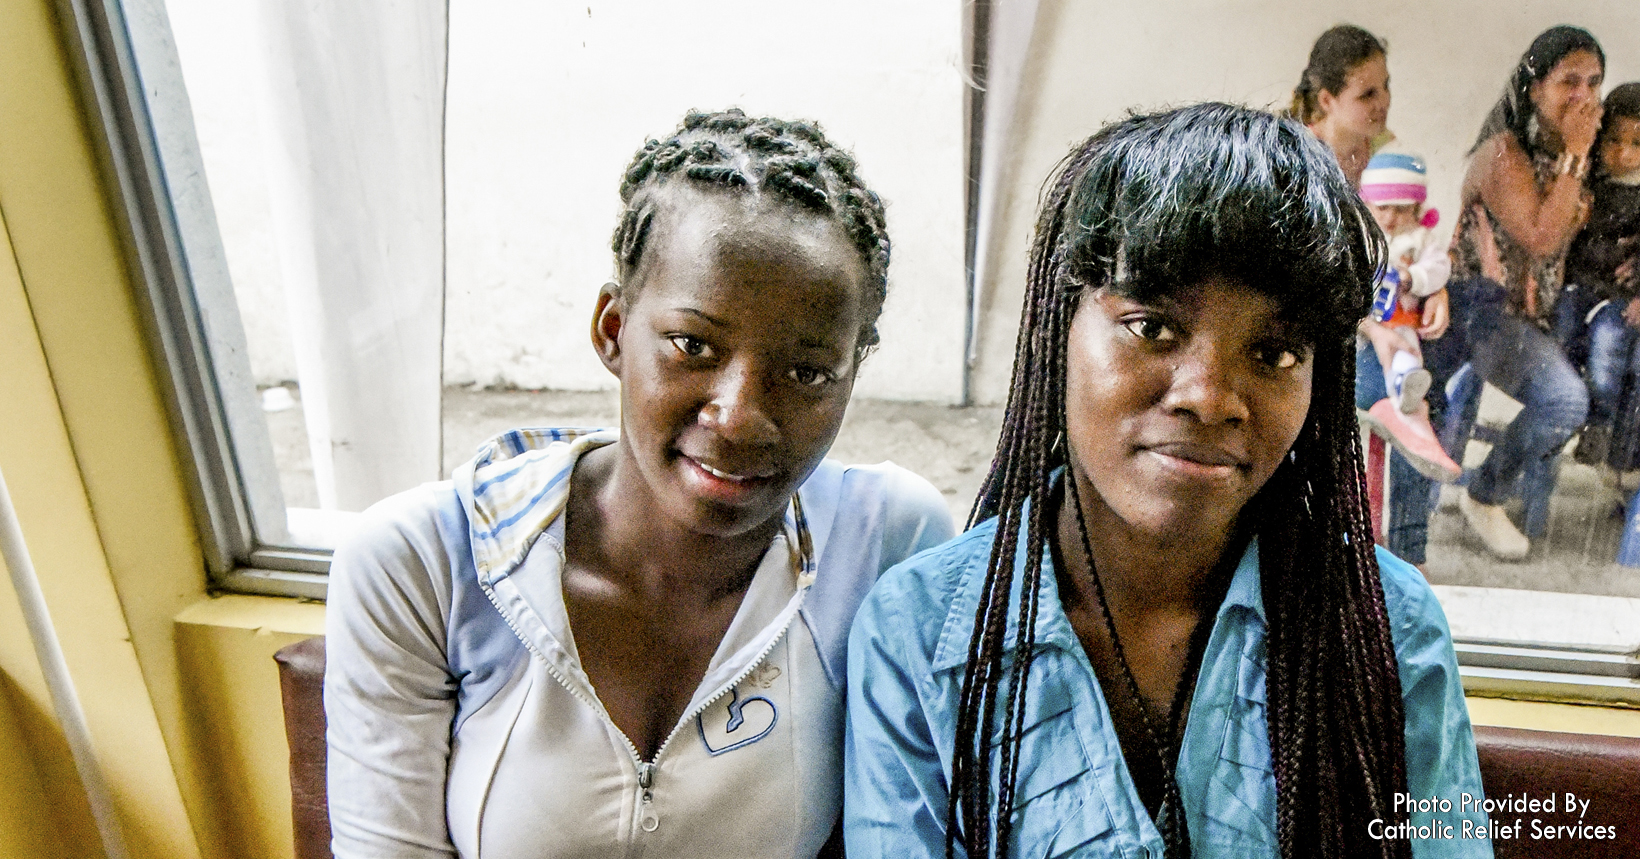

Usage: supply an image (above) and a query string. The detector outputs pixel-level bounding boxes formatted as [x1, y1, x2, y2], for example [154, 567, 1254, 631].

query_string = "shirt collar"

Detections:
[454, 427, 618, 586]
[930, 516, 1264, 674]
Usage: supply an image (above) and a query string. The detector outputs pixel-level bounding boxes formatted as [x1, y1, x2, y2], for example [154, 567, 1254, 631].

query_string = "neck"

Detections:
[1056, 476, 1238, 617]
[1309, 121, 1372, 186]
[566, 443, 779, 603]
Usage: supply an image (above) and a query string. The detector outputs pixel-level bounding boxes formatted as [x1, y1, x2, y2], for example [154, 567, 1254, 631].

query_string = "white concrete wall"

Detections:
[971, 0, 1640, 403]
[441, 0, 968, 402]
[171, 0, 1639, 406]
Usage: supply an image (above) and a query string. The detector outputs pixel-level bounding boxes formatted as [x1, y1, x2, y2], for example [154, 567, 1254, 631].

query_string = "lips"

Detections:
[693, 459, 775, 482]
[1143, 441, 1248, 470]
[678, 452, 780, 503]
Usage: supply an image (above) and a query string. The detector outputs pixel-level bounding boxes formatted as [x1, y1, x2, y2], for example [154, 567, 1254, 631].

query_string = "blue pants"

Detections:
[1552, 284, 1640, 427]
[1360, 276, 1588, 562]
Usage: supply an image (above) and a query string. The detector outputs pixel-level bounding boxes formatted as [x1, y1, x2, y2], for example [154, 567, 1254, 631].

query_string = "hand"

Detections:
[1418, 288, 1450, 339]
[1562, 97, 1603, 157]
[1623, 297, 1640, 328]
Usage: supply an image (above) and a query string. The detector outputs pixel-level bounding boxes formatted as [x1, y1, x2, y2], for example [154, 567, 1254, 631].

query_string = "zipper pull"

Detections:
[637, 762, 659, 832]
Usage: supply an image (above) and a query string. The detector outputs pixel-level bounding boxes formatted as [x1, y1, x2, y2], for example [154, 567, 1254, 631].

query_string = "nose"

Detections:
[698, 362, 781, 446]
[1162, 341, 1250, 427]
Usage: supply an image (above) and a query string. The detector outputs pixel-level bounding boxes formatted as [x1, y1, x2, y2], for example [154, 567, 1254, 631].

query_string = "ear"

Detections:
[1315, 87, 1337, 120]
[590, 282, 626, 376]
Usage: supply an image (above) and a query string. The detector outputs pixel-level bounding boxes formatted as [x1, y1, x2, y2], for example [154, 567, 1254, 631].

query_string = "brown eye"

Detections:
[788, 365, 835, 388]
[1123, 316, 1177, 343]
[1257, 343, 1306, 371]
[669, 335, 710, 358]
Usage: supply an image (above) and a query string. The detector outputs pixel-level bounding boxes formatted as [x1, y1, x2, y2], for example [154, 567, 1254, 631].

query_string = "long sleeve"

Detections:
[1378, 548, 1495, 859]
[1408, 230, 1453, 298]
[325, 486, 461, 859]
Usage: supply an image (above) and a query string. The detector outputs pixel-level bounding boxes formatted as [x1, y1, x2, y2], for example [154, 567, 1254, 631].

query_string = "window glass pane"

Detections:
[131, 0, 1640, 692]
[152, 0, 967, 558]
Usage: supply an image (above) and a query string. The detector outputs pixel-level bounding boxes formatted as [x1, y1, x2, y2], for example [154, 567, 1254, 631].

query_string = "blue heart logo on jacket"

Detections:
[697, 686, 778, 755]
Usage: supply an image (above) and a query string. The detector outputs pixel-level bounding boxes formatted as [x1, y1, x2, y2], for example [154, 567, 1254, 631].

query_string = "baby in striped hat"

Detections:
[1357, 150, 1462, 482]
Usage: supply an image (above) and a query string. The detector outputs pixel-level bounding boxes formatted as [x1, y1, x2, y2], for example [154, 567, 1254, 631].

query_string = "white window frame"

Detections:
[60, 0, 326, 599]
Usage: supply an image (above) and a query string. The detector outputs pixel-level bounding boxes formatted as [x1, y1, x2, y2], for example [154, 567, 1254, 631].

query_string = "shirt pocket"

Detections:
[998, 681, 1116, 858]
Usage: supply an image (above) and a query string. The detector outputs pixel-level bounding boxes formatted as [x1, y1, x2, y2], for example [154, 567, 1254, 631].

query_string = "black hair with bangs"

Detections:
[1056, 103, 1377, 346]
[952, 102, 1405, 859]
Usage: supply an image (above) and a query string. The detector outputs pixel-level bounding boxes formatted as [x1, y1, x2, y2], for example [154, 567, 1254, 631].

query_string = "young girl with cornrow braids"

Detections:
[325, 108, 953, 858]
[844, 103, 1489, 859]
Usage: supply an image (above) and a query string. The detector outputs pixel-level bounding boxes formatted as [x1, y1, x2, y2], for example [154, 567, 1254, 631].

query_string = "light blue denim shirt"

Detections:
[845, 518, 1493, 858]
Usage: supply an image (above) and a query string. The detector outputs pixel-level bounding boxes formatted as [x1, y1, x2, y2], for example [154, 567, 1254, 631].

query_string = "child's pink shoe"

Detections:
[1357, 399, 1463, 483]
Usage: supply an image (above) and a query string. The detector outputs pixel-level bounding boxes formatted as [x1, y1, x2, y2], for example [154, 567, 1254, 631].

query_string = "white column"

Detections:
[250, 0, 447, 511]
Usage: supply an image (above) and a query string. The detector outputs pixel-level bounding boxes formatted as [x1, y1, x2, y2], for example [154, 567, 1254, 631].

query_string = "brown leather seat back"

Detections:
[1473, 725, 1640, 858]
[274, 636, 331, 859]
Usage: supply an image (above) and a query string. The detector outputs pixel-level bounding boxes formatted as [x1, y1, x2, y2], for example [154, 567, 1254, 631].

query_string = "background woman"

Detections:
[1291, 24, 1391, 187]
[1295, 24, 1460, 556]
[1409, 27, 1603, 561]
[325, 109, 954, 858]
[845, 104, 1485, 858]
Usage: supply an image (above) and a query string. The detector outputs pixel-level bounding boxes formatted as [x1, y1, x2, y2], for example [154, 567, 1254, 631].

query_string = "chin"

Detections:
[1129, 497, 1245, 540]
[670, 491, 791, 540]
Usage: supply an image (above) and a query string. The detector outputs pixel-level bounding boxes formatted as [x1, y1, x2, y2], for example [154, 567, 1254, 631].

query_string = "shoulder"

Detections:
[332, 482, 461, 582]
[852, 519, 1000, 657]
[801, 458, 955, 575]
[328, 482, 466, 638]
[1466, 132, 1528, 188]
[1373, 546, 1461, 689]
[812, 459, 951, 522]
[798, 460, 957, 688]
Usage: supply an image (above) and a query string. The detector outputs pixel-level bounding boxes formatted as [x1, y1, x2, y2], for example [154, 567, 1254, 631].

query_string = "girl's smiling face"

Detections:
[1064, 279, 1313, 543]
[592, 188, 867, 538]
[1317, 53, 1390, 141]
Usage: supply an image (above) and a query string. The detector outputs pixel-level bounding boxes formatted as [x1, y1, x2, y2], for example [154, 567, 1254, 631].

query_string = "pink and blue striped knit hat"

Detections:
[1360, 151, 1427, 206]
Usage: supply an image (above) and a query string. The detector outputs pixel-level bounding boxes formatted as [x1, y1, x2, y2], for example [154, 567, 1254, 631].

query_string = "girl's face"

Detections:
[592, 189, 867, 538]
[1064, 279, 1312, 543]
[1600, 115, 1640, 178]
[1317, 53, 1390, 140]
[1530, 50, 1604, 134]
[1369, 202, 1420, 237]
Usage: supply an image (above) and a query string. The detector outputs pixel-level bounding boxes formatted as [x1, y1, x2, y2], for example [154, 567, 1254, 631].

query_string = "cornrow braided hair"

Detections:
[611, 108, 892, 354]
[951, 103, 1409, 859]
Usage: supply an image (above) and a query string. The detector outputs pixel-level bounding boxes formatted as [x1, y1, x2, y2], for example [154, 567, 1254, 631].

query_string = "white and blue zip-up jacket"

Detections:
[325, 428, 953, 858]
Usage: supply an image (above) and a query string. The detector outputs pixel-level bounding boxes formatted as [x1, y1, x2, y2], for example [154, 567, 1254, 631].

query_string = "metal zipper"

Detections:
[472, 493, 816, 843]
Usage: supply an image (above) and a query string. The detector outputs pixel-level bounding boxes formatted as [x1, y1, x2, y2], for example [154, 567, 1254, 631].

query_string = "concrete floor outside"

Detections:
[265, 385, 1640, 601]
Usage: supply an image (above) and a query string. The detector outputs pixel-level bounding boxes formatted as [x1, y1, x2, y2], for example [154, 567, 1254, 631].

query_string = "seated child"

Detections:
[1362, 151, 1450, 411]
[1356, 150, 1463, 482]
[1553, 82, 1640, 466]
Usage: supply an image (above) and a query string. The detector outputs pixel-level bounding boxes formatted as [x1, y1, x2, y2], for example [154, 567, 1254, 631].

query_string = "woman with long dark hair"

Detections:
[1394, 26, 1602, 562]
[844, 103, 1487, 858]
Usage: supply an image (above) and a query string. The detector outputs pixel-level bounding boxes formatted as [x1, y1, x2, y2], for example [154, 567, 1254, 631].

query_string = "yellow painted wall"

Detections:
[174, 598, 325, 859]
[0, 0, 1637, 858]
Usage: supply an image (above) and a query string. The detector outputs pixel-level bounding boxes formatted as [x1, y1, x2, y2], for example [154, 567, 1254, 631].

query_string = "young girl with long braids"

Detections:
[844, 103, 1488, 858]
[324, 109, 953, 858]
